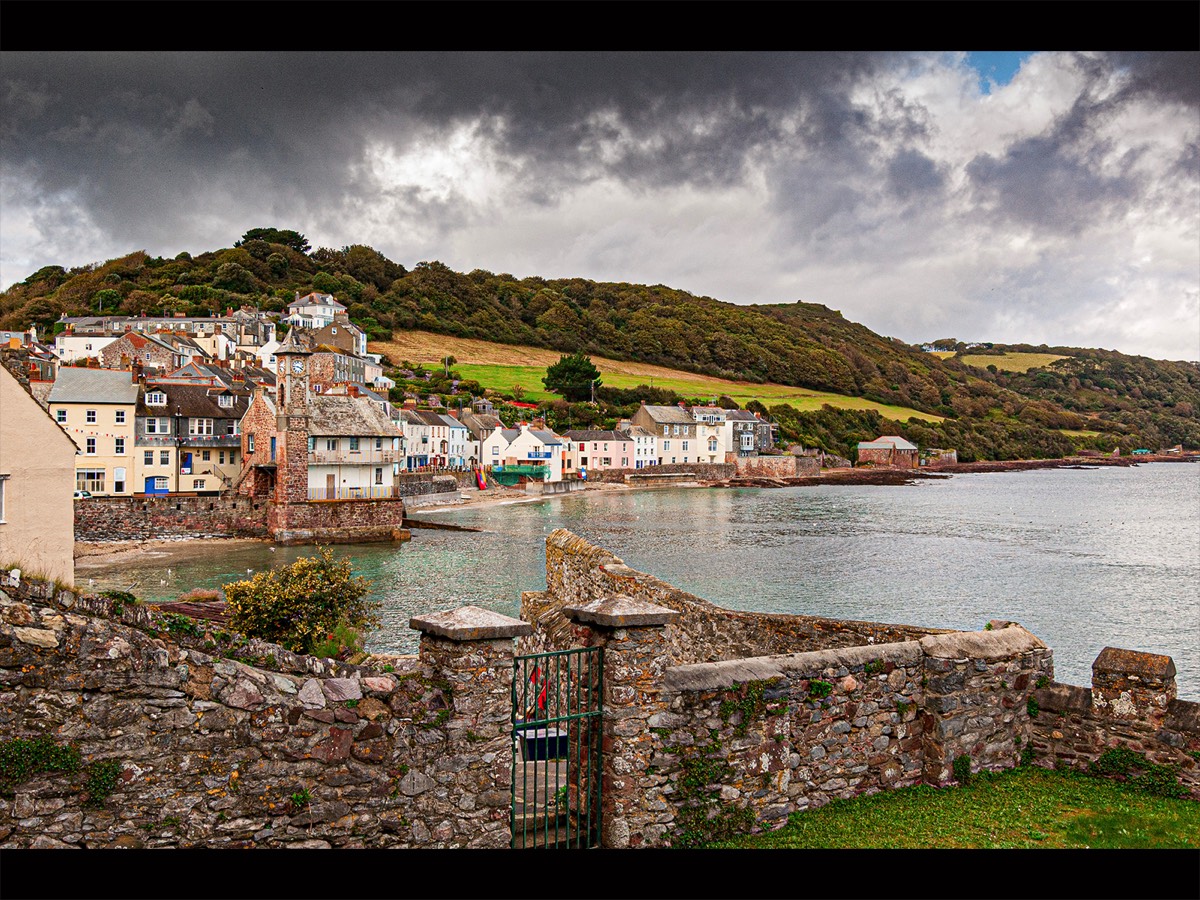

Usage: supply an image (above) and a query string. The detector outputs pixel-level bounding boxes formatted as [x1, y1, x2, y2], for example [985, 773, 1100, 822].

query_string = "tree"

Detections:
[236, 228, 310, 254]
[543, 351, 601, 402]
[224, 547, 377, 655]
[442, 354, 457, 377]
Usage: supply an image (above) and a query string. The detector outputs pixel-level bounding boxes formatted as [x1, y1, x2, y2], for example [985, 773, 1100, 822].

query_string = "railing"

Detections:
[307, 485, 400, 501]
[308, 449, 397, 464]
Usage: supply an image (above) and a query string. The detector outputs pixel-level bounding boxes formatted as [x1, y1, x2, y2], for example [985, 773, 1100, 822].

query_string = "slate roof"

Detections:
[47, 367, 140, 404]
[288, 292, 346, 311]
[308, 395, 400, 436]
[563, 429, 633, 443]
[723, 409, 759, 422]
[135, 383, 251, 418]
[639, 404, 697, 424]
[859, 435, 918, 451]
[527, 429, 562, 446]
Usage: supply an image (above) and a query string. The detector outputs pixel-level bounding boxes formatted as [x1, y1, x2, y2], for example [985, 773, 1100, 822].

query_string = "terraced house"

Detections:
[46, 368, 140, 496]
[133, 382, 250, 494]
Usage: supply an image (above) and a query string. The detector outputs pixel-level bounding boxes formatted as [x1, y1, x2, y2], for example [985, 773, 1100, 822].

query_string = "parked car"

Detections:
[73, 490, 92, 499]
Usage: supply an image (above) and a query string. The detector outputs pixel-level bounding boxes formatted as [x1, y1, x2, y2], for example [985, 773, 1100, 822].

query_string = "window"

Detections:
[144, 450, 154, 466]
[115, 438, 125, 455]
[192, 479, 205, 490]
[146, 417, 170, 434]
[492, 446, 499, 456]
[326, 439, 337, 451]
[154, 476, 169, 491]
[160, 450, 170, 466]
[202, 450, 211, 461]
[85, 437, 96, 455]
[601, 457, 612, 466]
[219, 451, 226, 465]
[663, 440, 670, 451]
[683, 441, 689, 451]
[189, 418, 213, 436]
[146, 391, 166, 406]
[375, 438, 382, 451]
[86, 409, 97, 424]
[349, 437, 360, 451]
[225, 420, 238, 436]
[115, 410, 126, 424]
[113, 467, 126, 493]
[77, 469, 105, 492]
[229, 450, 236, 465]
[56, 409, 66, 423]
[709, 438, 719, 451]
[218, 394, 234, 408]
[375, 467, 383, 484]
[673, 424, 680, 435]
[331, 327, 338, 334]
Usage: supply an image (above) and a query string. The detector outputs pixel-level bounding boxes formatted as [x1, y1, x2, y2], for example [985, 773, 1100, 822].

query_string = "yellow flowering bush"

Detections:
[224, 547, 377, 655]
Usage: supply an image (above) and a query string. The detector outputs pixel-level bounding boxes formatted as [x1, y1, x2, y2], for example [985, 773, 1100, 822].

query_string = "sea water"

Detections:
[79, 462, 1200, 698]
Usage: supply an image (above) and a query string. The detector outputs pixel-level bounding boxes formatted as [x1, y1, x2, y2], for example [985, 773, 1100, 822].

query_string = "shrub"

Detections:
[953, 754, 973, 785]
[310, 623, 364, 661]
[224, 547, 377, 655]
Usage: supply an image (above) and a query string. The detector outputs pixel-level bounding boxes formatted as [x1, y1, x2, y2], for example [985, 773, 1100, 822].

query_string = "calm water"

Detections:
[79, 463, 1200, 698]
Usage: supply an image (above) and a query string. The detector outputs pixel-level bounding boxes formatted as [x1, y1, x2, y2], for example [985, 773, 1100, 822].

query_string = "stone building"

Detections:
[857, 434, 919, 468]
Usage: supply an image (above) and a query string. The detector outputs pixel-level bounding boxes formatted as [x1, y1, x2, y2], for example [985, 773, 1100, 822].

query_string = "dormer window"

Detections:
[218, 394, 234, 408]
[146, 391, 167, 406]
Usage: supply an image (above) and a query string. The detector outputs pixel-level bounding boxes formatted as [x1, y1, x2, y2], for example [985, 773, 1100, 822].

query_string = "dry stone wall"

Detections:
[527, 529, 952, 665]
[74, 495, 270, 542]
[0, 578, 514, 849]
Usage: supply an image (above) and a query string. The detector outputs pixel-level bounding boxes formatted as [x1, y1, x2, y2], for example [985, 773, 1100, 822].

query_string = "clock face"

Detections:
[290, 359, 305, 374]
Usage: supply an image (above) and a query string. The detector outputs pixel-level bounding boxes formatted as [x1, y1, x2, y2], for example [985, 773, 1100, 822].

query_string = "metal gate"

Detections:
[511, 646, 603, 848]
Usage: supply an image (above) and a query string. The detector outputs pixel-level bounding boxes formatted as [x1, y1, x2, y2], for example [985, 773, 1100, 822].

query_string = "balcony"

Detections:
[308, 449, 398, 465]
[308, 485, 400, 501]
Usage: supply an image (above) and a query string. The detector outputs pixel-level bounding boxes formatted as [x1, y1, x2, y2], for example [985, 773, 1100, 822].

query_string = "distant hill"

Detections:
[2, 232, 1196, 458]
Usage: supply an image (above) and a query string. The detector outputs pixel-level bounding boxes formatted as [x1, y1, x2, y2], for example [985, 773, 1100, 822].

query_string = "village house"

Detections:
[98, 332, 182, 371]
[282, 292, 348, 329]
[624, 424, 659, 469]
[306, 395, 403, 499]
[502, 423, 565, 482]
[307, 320, 368, 358]
[857, 434, 919, 468]
[46, 368, 140, 497]
[400, 409, 470, 469]
[480, 423, 521, 470]
[562, 429, 633, 476]
[0, 362, 77, 584]
[307, 345, 367, 391]
[630, 403, 702, 465]
[134, 382, 250, 494]
[53, 331, 118, 363]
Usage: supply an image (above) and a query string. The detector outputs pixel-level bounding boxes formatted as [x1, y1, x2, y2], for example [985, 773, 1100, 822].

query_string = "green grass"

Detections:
[706, 766, 1200, 849]
[453, 363, 944, 423]
[957, 352, 1068, 373]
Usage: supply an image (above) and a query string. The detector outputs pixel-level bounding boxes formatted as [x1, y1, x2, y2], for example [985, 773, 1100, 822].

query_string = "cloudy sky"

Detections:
[2, 50, 1197, 360]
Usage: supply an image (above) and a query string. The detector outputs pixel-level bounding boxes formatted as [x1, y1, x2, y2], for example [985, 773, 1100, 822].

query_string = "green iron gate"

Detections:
[511, 646, 603, 848]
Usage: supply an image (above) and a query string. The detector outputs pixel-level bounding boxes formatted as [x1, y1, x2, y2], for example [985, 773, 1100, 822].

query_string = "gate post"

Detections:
[562, 594, 679, 849]
[409, 606, 533, 848]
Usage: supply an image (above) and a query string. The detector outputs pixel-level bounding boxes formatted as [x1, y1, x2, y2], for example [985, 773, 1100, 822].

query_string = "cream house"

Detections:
[47, 368, 140, 496]
[0, 363, 77, 584]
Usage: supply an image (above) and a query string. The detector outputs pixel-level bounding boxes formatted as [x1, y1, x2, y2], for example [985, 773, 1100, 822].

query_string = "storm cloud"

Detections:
[1, 50, 1196, 360]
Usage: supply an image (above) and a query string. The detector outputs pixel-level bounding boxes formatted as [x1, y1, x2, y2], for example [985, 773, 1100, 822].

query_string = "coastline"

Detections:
[71, 454, 1193, 568]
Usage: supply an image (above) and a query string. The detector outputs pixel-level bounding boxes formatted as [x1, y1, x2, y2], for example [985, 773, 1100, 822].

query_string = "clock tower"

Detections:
[273, 331, 313, 507]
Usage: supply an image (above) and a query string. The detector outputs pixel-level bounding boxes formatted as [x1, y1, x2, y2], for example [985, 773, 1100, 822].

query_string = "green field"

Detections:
[957, 352, 1069, 373]
[452, 363, 944, 423]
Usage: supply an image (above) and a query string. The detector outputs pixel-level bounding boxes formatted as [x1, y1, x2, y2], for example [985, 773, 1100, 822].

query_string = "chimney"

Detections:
[349, 385, 359, 398]
[678, 401, 687, 408]
[532, 416, 545, 430]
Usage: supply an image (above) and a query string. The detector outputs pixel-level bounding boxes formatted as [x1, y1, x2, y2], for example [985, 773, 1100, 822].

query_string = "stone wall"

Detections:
[0, 578, 520, 849]
[524, 529, 952, 665]
[1030, 648, 1200, 797]
[732, 454, 821, 478]
[583, 462, 735, 484]
[74, 495, 270, 542]
[268, 497, 407, 544]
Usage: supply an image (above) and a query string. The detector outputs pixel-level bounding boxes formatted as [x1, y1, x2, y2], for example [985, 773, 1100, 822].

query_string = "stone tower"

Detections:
[273, 330, 313, 506]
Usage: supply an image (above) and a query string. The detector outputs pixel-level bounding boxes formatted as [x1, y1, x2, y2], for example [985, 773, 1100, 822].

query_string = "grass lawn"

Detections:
[370, 331, 943, 423]
[706, 765, 1200, 849]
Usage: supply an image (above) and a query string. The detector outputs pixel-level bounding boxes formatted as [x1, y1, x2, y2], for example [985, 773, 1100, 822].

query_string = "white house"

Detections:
[282, 292, 347, 329]
[306, 394, 403, 499]
[503, 424, 564, 482]
[53, 333, 118, 363]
